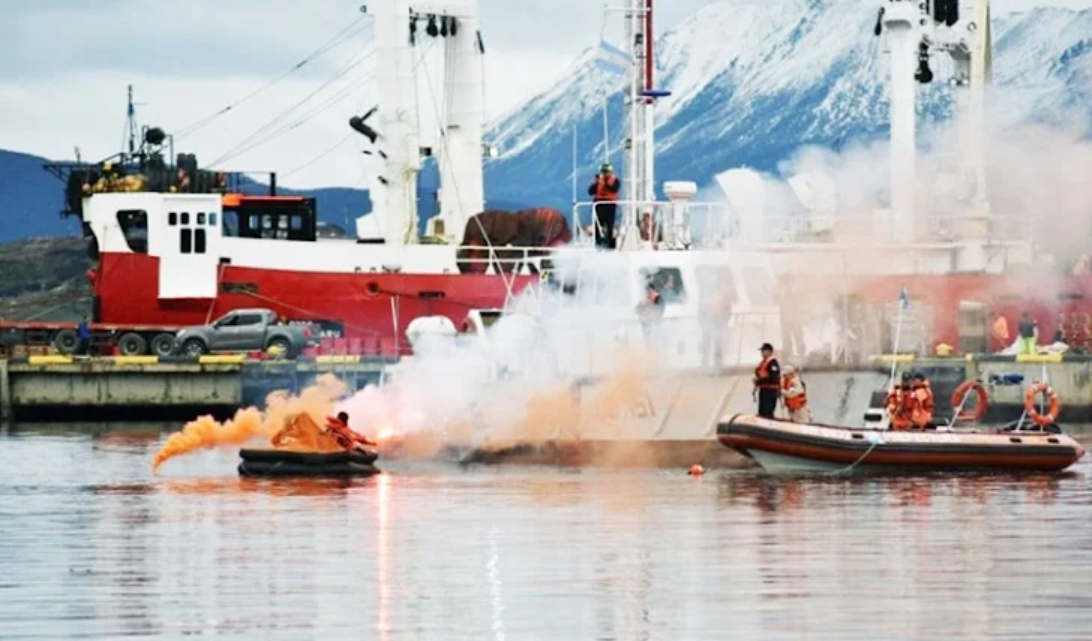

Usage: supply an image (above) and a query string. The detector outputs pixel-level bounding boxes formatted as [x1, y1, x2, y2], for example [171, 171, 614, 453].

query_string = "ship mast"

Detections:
[617, 0, 664, 250]
[880, 0, 992, 228]
[366, 0, 485, 246]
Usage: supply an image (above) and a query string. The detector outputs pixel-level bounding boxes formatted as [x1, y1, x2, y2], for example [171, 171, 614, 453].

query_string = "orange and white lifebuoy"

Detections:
[951, 380, 989, 423]
[1025, 383, 1061, 427]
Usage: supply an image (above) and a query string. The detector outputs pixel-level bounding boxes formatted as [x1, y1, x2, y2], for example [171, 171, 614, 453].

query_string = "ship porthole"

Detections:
[366, 282, 380, 295]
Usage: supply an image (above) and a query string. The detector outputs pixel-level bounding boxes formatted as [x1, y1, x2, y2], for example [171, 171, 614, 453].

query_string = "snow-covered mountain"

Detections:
[482, 0, 1092, 211]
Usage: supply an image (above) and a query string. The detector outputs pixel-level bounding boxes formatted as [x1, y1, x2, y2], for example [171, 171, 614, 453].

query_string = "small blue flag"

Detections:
[594, 40, 631, 76]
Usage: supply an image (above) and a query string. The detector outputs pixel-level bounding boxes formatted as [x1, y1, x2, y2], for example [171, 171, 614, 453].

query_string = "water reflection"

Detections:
[2, 431, 1092, 639]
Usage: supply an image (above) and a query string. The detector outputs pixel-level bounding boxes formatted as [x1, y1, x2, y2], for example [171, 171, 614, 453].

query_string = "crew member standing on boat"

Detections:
[781, 365, 812, 422]
[754, 343, 781, 419]
[588, 163, 620, 249]
[910, 372, 935, 430]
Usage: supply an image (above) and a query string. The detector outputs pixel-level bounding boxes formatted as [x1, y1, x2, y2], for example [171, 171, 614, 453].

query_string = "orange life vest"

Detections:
[886, 388, 914, 430]
[594, 175, 619, 201]
[755, 356, 779, 389]
[911, 381, 934, 428]
[782, 374, 807, 410]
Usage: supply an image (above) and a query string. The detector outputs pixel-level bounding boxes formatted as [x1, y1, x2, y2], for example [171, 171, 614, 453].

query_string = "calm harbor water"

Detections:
[3, 424, 1092, 640]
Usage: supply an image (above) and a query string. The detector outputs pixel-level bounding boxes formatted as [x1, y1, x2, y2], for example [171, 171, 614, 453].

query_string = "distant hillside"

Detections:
[0, 236, 92, 321]
[0, 150, 84, 241]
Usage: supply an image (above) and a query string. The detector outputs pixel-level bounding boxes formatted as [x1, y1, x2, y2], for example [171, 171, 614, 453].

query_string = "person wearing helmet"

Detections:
[587, 162, 620, 249]
[885, 371, 915, 430]
[910, 371, 935, 429]
[781, 364, 812, 422]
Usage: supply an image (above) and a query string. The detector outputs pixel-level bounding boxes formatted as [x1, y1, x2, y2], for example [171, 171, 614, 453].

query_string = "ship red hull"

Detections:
[91, 253, 538, 351]
[90, 252, 1092, 355]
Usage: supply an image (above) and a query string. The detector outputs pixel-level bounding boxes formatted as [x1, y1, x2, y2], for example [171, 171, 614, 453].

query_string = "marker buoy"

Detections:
[688, 464, 705, 476]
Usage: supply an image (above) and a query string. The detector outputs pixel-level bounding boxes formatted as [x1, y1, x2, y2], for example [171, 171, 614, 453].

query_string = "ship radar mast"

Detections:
[878, 0, 992, 229]
[616, 0, 671, 250]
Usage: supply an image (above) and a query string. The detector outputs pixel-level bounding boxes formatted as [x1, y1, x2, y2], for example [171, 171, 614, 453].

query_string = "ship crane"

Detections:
[878, 0, 992, 235]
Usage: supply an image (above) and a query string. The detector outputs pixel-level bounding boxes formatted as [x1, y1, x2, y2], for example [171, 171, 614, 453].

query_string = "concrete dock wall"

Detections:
[0, 355, 388, 421]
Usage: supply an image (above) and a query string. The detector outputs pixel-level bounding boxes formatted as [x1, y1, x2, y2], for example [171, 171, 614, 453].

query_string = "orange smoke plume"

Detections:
[152, 374, 349, 472]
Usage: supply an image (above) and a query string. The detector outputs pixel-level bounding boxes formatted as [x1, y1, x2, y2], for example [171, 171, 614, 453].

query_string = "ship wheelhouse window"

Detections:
[194, 229, 207, 254]
[208, 213, 218, 227]
[180, 228, 192, 254]
[197, 213, 206, 225]
[641, 267, 686, 304]
[222, 211, 238, 237]
[181, 212, 190, 225]
[168, 212, 177, 226]
[116, 209, 148, 254]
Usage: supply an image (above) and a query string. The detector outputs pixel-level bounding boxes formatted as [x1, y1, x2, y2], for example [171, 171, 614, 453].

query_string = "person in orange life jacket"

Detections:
[781, 365, 812, 422]
[754, 343, 781, 419]
[588, 163, 620, 249]
[885, 372, 915, 431]
[325, 411, 376, 451]
[910, 371, 935, 430]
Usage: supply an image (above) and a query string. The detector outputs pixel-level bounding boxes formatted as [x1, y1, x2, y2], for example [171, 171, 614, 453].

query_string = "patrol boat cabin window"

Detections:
[640, 267, 686, 304]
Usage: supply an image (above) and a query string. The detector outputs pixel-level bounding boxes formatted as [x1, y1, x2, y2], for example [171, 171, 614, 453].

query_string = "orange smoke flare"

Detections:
[152, 408, 272, 472]
[152, 373, 350, 472]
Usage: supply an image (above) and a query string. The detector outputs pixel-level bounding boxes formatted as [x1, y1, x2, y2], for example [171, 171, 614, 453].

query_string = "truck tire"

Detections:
[53, 329, 80, 355]
[150, 333, 177, 357]
[181, 338, 208, 357]
[266, 337, 294, 359]
[118, 333, 148, 356]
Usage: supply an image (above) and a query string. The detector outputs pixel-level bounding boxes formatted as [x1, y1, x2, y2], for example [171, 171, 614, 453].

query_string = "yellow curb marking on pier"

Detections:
[109, 356, 160, 365]
[315, 355, 362, 364]
[27, 356, 75, 366]
[198, 354, 247, 365]
[871, 354, 916, 364]
[1015, 353, 1063, 363]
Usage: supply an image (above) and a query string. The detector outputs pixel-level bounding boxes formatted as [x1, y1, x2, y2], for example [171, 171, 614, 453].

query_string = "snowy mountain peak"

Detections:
[483, 1, 1092, 212]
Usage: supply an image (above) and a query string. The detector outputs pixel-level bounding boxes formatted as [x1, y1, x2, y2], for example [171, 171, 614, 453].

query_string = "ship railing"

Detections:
[572, 200, 1035, 248]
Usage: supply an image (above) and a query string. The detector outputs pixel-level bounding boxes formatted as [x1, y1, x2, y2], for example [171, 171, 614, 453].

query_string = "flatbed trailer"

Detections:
[0, 320, 183, 357]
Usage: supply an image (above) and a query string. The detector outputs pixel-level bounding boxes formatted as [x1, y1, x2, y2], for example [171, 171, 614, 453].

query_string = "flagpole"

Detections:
[889, 287, 908, 386]
[603, 95, 609, 164]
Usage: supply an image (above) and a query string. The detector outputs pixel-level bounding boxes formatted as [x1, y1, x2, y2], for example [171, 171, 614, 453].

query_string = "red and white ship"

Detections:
[39, 0, 1090, 361]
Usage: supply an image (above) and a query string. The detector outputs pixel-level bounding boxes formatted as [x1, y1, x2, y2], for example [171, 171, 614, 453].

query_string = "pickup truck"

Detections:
[174, 308, 318, 358]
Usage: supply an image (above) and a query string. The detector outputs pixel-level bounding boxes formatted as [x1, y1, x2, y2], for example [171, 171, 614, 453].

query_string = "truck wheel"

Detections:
[181, 338, 207, 357]
[150, 333, 177, 357]
[53, 329, 80, 355]
[118, 333, 148, 356]
[266, 337, 293, 359]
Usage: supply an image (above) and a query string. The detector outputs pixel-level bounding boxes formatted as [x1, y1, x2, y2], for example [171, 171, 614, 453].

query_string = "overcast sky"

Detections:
[0, 0, 1088, 189]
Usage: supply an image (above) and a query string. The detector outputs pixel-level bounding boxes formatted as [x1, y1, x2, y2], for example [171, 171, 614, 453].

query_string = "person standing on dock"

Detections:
[588, 163, 620, 249]
[1018, 311, 1038, 355]
[754, 343, 781, 419]
[76, 316, 92, 356]
[781, 365, 812, 423]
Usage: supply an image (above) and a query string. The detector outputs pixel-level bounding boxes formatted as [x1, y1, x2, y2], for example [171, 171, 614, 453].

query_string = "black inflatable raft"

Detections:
[238, 448, 380, 477]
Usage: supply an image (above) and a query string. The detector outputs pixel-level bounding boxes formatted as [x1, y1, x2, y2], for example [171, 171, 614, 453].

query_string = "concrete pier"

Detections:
[0, 355, 389, 421]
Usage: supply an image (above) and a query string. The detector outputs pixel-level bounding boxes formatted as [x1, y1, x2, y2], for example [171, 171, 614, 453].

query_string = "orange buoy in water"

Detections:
[689, 464, 705, 476]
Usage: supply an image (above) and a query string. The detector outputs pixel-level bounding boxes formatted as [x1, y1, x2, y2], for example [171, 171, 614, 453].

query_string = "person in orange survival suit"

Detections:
[587, 163, 620, 249]
[910, 371, 935, 430]
[886, 372, 915, 431]
[754, 343, 781, 419]
[325, 411, 376, 451]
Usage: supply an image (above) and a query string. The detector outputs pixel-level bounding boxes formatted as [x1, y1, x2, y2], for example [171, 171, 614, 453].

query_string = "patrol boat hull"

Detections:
[718, 414, 1086, 473]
